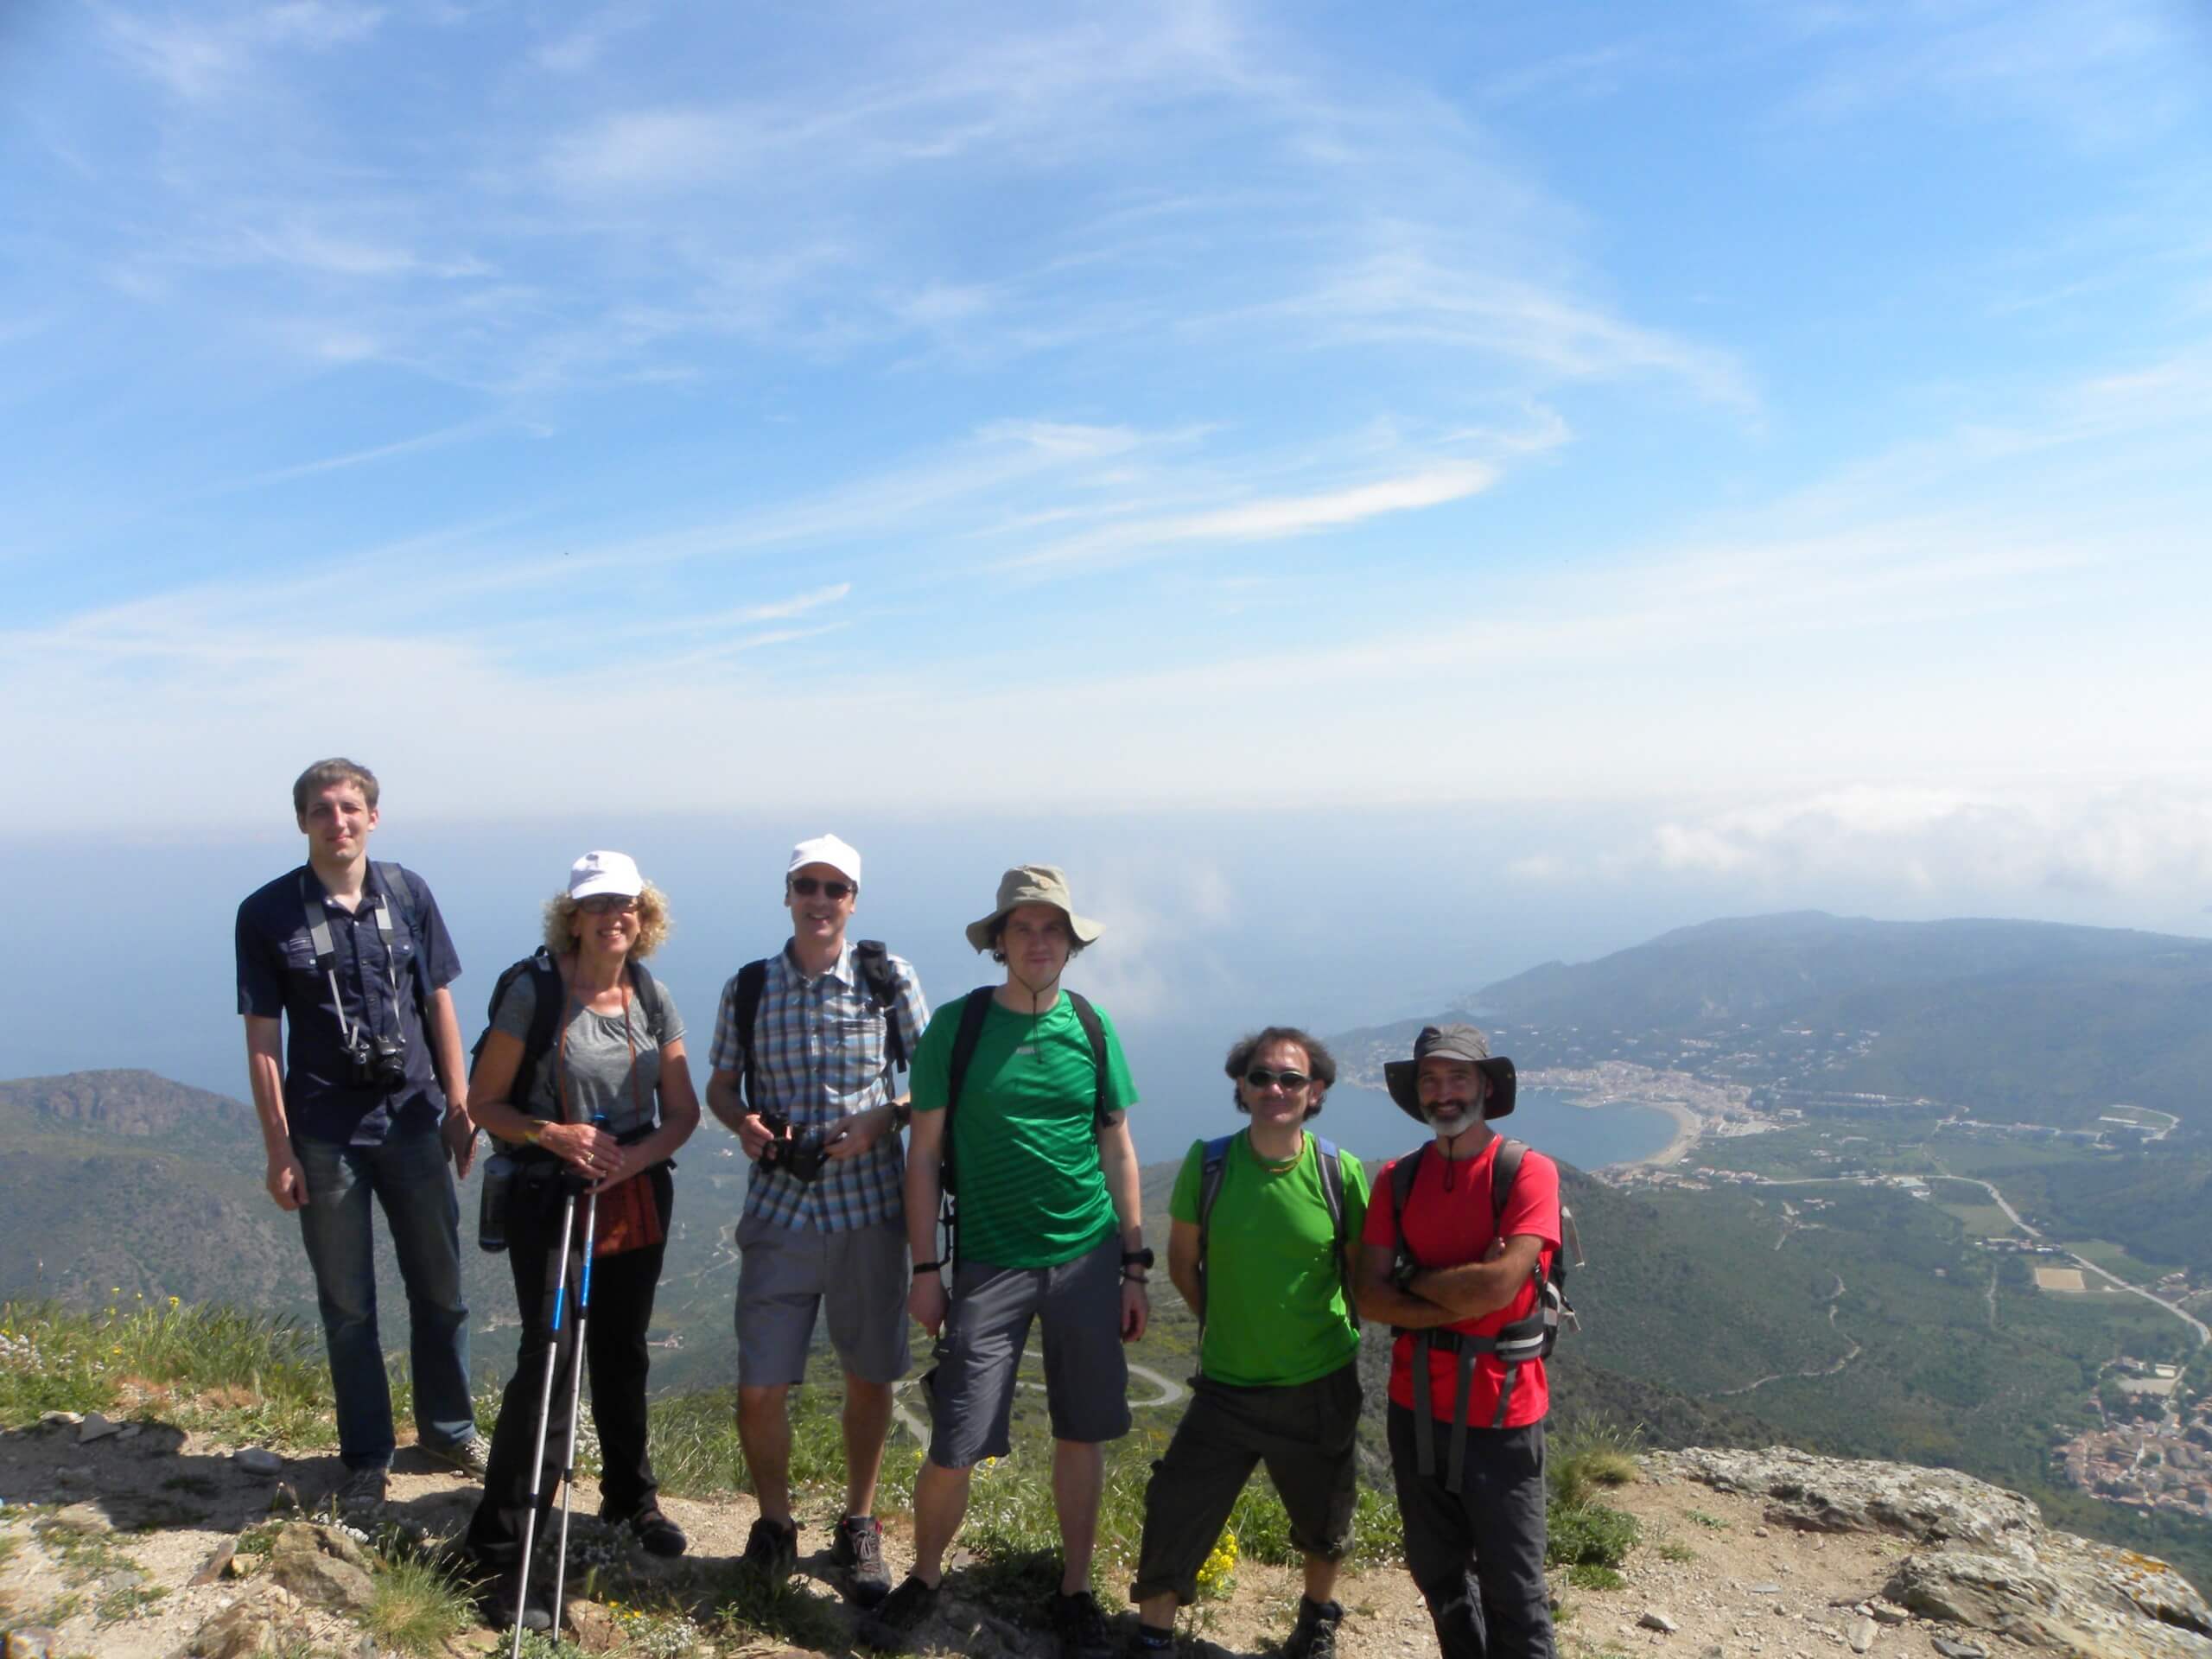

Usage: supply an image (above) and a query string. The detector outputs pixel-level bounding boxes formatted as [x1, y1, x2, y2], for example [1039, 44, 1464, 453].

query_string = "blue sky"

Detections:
[5, 0, 2212, 928]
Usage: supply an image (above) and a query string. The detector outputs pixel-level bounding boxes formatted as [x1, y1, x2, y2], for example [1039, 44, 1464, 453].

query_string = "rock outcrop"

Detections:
[1653, 1446, 2212, 1659]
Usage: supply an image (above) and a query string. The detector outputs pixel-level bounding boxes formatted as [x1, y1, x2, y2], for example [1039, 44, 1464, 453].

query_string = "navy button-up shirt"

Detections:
[236, 861, 462, 1146]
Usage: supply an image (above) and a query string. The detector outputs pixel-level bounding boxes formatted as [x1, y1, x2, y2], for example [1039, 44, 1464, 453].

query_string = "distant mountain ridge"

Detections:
[1469, 910, 2212, 1128]
[0, 1068, 258, 1139]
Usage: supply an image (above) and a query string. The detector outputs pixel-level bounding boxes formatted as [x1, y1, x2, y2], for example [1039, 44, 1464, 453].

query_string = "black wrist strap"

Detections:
[912, 1259, 944, 1274]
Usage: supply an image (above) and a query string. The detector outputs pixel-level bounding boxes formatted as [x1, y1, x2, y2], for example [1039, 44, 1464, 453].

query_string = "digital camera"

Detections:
[341, 1029, 410, 1090]
[757, 1109, 827, 1184]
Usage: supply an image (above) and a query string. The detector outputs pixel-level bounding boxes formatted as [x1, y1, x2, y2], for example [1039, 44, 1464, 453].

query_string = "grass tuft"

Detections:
[365, 1552, 475, 1654]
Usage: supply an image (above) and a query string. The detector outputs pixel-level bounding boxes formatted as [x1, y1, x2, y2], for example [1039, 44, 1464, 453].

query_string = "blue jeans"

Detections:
[294, 1128, 474, 1471]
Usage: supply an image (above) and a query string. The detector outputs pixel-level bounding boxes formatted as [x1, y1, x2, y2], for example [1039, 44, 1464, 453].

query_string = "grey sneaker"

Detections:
[831, 1514, 893, 1607]
[334, 1465, 388, 1514]
[1051, 1588, 1116, 1659]
[741, 1514, 798, 1582]
[1282, 1597, 1344, 1659]
[856, 1573, 940, 1653]
[421, 1435, 492, 1479]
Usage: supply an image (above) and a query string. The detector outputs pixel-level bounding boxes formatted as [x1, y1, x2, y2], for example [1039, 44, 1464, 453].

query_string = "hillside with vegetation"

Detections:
[1473, 911, 2212, 1128]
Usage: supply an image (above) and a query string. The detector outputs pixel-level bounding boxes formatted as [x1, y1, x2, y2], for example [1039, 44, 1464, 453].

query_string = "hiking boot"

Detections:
[333, 1465, 387, 1515]
[1282, 1597, 1344, 1659]
[421, 1434, 492, 1479]
[830, 1514, 893, 1607]
[855, 1573, 939, 1653]
[480, 1564, 554, 1633]
[741, 1514, 798, 1582]
[1051, 1588, 1116, 1659]
[610, 1499, 688, 1558]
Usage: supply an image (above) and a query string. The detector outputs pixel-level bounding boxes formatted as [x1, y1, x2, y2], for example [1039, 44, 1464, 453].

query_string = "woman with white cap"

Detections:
[463, 850, 701, 1630]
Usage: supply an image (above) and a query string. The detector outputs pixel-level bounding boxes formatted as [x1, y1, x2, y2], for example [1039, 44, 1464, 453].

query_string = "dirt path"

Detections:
[1, 1415, 2053, 1659]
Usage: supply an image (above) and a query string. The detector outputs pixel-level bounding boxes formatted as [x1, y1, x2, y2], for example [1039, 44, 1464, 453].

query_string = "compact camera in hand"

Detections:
[341, 1030, 410, 1090]
[757, 1109, 827, 1184]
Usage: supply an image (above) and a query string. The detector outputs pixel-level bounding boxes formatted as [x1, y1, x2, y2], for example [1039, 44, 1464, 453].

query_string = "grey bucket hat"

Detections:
[1382, 1023, 1517, 1122]
[964, 864, 1103, 953]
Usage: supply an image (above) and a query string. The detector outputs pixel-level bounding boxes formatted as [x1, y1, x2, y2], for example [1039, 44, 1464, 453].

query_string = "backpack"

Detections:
[728, 939, 912, 1112]
[1386, 1136, 1581, 1489]
[935, 986, 1109, 1259]
[1193, 1130, 1356, 1361]
[1386, 1136, 1580, 1364]
[470, 950, 663, 1127]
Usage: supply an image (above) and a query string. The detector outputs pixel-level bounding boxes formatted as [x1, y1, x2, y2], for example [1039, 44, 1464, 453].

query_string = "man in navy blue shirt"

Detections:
[235, 758, 484, 1510]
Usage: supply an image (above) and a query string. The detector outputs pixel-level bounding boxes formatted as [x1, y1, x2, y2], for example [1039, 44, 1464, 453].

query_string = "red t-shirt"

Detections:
[1361, 1135, 1562, 1427]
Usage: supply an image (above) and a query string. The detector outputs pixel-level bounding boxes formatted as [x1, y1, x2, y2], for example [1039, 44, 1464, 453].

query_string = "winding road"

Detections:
[1934, 1169, 2210, 1347]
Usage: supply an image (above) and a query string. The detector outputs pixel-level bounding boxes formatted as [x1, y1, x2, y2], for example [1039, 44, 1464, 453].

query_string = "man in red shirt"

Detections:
[1356, 1025, 1559, 1659]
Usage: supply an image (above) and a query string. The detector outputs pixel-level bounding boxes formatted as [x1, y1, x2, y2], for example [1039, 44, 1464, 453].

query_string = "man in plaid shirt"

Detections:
[704, 834, 929, 1607]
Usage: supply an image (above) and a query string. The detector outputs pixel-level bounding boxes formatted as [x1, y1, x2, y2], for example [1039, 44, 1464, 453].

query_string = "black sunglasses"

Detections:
[1244, 1067, 1312, 1091]
[789, 876, 855, 899]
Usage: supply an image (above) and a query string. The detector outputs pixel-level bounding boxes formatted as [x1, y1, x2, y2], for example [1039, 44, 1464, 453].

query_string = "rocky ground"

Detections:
[2, 1415, 2207, 1659]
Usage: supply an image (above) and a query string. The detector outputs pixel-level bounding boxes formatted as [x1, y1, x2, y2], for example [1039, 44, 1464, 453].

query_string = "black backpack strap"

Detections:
[1063, 990, 1110, 1125]
[733, 957, 771, 1113]
[1489, 1138, 1526, 1241]
[941, 988, 999, 1197]
[1389, 1141, 1427, 1253]
[851, 940, 909, 1071]
[370, 861, 432, 1020]
[470, 950, 564, 1122]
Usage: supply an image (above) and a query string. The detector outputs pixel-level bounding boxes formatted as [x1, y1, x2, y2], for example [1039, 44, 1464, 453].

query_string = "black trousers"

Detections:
[465, 1162, 673, 1567]
[1386, 1405, 1554, 1659]
[1130, 1361, 1361, 1607]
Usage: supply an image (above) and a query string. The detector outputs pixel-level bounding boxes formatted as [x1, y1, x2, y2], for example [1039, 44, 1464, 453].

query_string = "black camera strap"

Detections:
[299, 871, 404, 1051]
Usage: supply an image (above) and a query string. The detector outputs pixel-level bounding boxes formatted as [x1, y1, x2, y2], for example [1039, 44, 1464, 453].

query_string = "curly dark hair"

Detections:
[1224, 1027, 1337, 1120]
[985, 910, 1090, 966]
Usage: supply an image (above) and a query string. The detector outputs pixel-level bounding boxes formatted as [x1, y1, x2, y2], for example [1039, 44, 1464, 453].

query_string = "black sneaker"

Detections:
[741, 1514, 798, 1581]
[1282, 1597, 1344, 1659]
[1051, 1588, 1116, 1659]
[855, 1572, 940, 1653]
[480, 1564, 554, 1633]
[611, 1499, 687, 1558]
[831, 1514, 893, 1607]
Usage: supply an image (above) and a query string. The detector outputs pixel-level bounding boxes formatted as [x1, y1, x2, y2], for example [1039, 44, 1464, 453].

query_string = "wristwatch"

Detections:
[1121, 1247, 1154, 1273]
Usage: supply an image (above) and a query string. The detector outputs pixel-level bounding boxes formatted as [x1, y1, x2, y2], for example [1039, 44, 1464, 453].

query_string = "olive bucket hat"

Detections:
[964, 864, 1103, 953]
[1382, 1023, 1517, 1122]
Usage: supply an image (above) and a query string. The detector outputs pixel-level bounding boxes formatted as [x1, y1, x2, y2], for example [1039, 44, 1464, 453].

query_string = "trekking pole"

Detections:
[548, 1119, 609, 1632]
[510, 1184, 578, 1659]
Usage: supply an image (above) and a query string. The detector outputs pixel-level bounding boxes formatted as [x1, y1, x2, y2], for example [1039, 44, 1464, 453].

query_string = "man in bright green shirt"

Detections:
[1131, 1027, 1367, 1659]
[862, 867, 1147, 1659]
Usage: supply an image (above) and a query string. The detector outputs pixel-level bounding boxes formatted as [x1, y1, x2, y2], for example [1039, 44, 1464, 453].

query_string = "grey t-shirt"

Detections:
[492, 967, 685, 1140]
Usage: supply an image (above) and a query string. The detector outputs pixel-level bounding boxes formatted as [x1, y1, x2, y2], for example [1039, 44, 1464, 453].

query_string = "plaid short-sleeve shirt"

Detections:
[709, 941, 929, 1230]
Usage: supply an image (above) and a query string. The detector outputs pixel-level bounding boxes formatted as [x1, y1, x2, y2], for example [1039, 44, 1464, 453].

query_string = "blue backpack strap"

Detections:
[1194, 1134, 1238, 1320]
[1309, 1134, 1357, 1322]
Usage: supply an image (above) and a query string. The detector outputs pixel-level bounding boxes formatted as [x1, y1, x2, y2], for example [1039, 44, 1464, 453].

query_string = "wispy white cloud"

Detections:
[1003, 461, 1501, 572]
[1780, 0, 2200, 148]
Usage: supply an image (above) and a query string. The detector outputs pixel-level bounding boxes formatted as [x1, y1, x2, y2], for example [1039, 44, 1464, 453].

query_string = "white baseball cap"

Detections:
[787, 834, 861, 885]
[569, 849, 645, 900]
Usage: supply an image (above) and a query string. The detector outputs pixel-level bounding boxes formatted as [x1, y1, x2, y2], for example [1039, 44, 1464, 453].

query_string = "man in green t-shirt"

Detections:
[1129, 1026, 1368, 1659]
[860, 867, 1147, 1659]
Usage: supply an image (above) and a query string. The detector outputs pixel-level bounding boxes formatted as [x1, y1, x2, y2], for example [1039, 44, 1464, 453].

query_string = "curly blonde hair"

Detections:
[543, 880, 673, 958]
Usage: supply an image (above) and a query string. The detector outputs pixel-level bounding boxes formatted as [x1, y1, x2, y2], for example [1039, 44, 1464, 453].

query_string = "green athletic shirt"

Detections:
[1169, 1129, 1369, 1388]
[910, 990, 1139, 1270]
